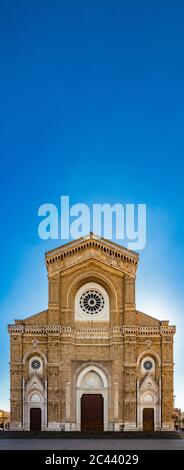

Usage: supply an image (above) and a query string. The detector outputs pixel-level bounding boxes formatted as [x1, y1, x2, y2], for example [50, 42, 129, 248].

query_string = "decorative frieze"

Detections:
[46, 234, 138, 266]
[45, 233, 139, 278]
[8, 324, 176, 338]
[161, 326, 176, 335]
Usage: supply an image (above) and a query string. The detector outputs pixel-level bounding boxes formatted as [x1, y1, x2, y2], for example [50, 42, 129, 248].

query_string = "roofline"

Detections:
[13, 310, 48, 323]
[45, 232, 139, 261]
[136, 310, 174, 325]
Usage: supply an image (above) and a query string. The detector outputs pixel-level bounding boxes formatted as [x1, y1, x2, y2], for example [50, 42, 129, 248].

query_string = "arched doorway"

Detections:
[30, 408, 41, 431]
[81, 394, 104, 432]
[76, 366, 108, 431]
[143, 408, 154, 431]
[137, 374, 160, 431]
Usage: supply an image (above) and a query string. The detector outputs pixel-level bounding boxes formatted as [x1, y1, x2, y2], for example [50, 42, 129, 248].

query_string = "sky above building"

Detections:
[0, 0, 184, 411]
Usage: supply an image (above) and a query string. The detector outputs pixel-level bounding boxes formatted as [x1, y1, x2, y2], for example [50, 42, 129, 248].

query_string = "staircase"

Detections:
[0, 431, 182, 439]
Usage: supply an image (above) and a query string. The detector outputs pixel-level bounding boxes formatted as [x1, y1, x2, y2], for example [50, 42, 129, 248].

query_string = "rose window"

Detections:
[79, 290, 105, 314]
[143, 360, 153, 371]
[31, 359, 41, 370]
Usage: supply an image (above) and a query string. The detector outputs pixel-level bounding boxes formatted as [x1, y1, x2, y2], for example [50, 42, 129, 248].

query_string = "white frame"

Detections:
[75, 365, 108, 431]
[75, 282, 109, 321]
[141, 356, 155, 374]
[23, 377, 47, 430]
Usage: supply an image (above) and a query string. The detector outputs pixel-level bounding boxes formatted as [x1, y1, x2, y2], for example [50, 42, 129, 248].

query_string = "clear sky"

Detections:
[0, 1, 184, 411]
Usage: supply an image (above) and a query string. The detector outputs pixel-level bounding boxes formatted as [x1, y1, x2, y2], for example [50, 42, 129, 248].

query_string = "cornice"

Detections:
[8, 324, 176, 337]
[45, 233, 138, 275]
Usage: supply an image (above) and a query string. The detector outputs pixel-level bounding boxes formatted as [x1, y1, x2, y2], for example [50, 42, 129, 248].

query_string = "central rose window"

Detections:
[75, 282, 109, 321]
[79, 290, 105, 314]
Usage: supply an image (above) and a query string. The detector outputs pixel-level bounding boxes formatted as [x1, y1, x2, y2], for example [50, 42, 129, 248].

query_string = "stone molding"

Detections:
[46, 233, 138, 263]
[45, 233, 138, 277]
[8, 324, 176, 337]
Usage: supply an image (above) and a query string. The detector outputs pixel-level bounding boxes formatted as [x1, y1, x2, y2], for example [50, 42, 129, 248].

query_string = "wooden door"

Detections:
[143, 408, 154, 431]
[30, 408, 41, 431]
[81, 394, 103, 432]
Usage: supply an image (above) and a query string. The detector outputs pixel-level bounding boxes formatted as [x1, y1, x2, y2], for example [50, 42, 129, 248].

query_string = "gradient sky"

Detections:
[0, 0, 184, 411]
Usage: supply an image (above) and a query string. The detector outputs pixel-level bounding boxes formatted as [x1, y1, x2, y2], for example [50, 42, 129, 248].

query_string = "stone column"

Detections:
[113, 382, 120, 430]
[123, 334, 137, 430]
[65, 381, 71, 431]
[161, 334, 175, 430]
[124, 275, 136, 325]
[48, 272, 60, 324]
[47, 335, 60, 430]
[9, 333, 23, 430]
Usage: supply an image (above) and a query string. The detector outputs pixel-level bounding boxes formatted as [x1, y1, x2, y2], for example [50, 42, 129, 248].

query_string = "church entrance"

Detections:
[81, 394, 103, 432]
[143, 408, 154, 431]
[30, 408, 41, 431]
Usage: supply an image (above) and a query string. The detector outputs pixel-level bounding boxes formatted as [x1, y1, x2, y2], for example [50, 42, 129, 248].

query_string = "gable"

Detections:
[45, 233, 138, 278]
[136, 310, 161, 326]
[140, 374, 158, 393]
[15, 310, 48, 325]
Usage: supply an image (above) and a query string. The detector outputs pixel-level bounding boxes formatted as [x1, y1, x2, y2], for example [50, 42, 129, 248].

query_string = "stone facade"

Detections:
[0, 410, 10, 430]
[8, 233, 176, 431]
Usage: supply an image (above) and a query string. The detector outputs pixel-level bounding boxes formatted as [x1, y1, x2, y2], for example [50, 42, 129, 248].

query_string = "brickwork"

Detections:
[8, 233, 175, 431]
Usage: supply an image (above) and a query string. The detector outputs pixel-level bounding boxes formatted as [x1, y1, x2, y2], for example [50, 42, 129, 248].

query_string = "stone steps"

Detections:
[0, 431, 182, 439]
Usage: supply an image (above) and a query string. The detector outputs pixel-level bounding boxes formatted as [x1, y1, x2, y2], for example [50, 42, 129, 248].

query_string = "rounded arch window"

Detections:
[29, 356, 43, 375]
[75, 282, 109, 321]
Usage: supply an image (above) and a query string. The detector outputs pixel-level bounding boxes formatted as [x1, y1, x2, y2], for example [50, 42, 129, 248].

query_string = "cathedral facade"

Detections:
[8, 233, 175, 432]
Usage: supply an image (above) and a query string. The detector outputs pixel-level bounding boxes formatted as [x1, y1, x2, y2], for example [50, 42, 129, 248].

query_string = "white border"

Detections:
[75, 282, 109, 321]
[76, 365, 108, 431]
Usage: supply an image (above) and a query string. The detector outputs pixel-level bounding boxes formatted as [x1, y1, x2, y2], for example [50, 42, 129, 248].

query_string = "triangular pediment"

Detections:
[46, 233, 138, 277]
[15, 310, 48, 325]
[136, 310, 161, 326]
[140, 374, 158, 392]
[26, 374, 44, 392]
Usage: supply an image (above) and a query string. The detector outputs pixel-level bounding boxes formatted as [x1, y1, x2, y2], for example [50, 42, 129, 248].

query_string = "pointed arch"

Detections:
[75, 364, 109, 431]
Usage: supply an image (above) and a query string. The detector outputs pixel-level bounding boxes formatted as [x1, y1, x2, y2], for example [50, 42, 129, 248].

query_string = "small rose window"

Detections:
[143, 360, 153, 371]
[31, 359, 41, 370]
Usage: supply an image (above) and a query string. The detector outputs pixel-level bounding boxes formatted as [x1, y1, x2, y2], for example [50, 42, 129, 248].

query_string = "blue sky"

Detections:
[0, 0, 184, 411]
